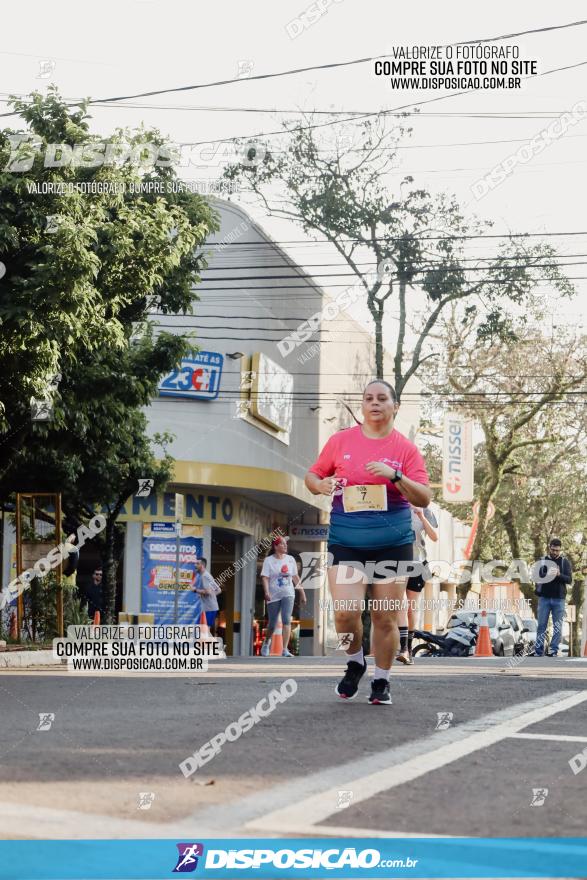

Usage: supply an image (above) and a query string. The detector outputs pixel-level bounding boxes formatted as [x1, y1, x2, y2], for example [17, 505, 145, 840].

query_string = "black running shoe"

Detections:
[335, 659, 367, 700]
[368, 678, 392, 705]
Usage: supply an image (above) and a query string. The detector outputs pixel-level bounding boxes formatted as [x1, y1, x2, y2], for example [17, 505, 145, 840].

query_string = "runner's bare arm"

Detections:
[365, 462, 431, 507]
[293, 574, 307, 603]
[420, 515, 438, 542]
[304, 472, 337, 495]
[396, 475, 432, 507]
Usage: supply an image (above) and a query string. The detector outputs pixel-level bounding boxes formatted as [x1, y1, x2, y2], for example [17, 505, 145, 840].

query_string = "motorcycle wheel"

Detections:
[413, 643, 436, 657]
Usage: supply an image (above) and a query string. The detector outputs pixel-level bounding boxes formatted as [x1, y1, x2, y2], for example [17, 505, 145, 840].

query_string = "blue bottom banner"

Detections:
[0, 838, 586, 879]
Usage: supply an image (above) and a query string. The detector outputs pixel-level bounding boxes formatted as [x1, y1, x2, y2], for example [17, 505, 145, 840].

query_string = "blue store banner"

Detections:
[141, 523, 203, 624]
[0, 838, 586, 879]
[159, 351, 223, 401]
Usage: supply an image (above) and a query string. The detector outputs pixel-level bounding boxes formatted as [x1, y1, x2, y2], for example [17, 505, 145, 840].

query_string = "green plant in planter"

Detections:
[22, 572, 89, 642]
[64, 590, 91, 627]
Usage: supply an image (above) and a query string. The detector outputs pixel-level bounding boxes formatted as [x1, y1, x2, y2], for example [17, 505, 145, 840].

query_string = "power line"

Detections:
[164, 385, 587, 395]
[155, 274, 587, 294]
[0, 91, 580, 119]
[152, 326, 587, 340]
[203, 230, 587, 245]
[53, 19, 587, 109]
[177, 59, 587, 148]
[200, 253, 587, 269]
[192, 260, 587, 282]
[154, 363, 587, 377]
[2, 18, 587, 120]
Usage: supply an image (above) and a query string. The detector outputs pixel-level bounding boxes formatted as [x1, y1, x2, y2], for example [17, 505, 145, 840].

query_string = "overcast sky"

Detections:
[2, 1, 586, 341]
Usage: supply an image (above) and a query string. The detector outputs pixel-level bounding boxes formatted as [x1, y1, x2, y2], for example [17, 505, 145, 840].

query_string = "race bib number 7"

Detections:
[342, 484, 387, 513]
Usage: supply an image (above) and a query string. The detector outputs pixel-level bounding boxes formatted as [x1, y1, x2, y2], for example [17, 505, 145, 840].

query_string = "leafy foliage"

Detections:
[0, 91, 219, 624]
[223, 114, 573, 396]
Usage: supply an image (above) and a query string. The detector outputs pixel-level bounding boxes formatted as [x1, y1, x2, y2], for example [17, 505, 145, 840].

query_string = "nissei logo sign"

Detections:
[442, 414, 473, 502]
[159, 352, 223, 401]
[289, 524, 329, 541]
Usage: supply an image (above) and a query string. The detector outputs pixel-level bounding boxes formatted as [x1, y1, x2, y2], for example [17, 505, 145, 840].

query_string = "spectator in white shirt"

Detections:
[260, 536, 306, 658]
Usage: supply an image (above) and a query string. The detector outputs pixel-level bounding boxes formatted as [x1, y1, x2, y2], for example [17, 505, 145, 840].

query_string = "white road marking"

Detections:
[0, 802, 202, 840]
[0, 802, 437, 841]
[1, 690, 586, 840]
[241, 689, 587, 834]
[510, 732, 587, 742]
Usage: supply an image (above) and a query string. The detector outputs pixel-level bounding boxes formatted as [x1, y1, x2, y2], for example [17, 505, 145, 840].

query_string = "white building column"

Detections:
[122, 521, 142, 614]
[235, 535, 256, 656]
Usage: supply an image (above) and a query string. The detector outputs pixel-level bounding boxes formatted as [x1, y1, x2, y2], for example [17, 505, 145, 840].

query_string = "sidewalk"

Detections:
[0, 651, 585, 675]
[0, 649, 60, 668]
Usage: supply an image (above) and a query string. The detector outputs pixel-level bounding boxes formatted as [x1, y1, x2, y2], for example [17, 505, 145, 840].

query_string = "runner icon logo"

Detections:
[337, 790, 354, 809]
[236, 60, 254, 79]
[136, 478, 154, 497]
[31, 399, 54, 422]
[530, 788, 549, 806]
[37, 713, 55, 731]
[137, 792, 155, 810]
[335, 633, 353, 651]
[435, 711, 454, 730]
[299, 551, 332, 590]
[173, 843, 204, 873]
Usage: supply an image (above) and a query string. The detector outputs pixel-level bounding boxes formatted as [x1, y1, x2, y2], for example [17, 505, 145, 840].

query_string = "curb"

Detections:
[0, 650, 61, 668]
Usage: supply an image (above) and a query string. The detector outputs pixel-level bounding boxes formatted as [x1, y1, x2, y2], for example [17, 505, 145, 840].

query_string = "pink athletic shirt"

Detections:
[309, 425, 429, 547]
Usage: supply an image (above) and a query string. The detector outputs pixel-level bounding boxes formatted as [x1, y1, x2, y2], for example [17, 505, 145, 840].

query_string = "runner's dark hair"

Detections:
[364, 379, 398, 402]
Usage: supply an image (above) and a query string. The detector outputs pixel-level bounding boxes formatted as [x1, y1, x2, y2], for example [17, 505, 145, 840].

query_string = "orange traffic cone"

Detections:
[474, 609, 493, 657]
[92, 610, 100, 626]
[198, 609, 210, 640]
[270, 612, 284, 656]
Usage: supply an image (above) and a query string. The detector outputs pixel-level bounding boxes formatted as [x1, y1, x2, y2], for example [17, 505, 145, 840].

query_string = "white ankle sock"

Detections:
[373, 665, 390, 681]
[346, 648, 364, 665]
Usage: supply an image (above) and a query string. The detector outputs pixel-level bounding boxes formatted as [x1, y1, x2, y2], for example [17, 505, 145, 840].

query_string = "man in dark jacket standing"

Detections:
[535, 538, 572, 657]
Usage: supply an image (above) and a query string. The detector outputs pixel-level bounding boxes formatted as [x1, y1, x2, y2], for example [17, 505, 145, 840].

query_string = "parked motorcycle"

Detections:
[412, 620, 478, 657]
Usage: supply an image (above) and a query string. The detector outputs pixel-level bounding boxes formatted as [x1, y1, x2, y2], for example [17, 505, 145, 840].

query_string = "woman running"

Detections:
[260, 536, 307, 658]
[305, 380, 431, 705]
[396, 505, 439, 665]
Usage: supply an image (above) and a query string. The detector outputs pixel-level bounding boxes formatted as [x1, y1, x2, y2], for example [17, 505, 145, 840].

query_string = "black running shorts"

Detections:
[406, 560, 433, 592]
[327, 543, 413, 581]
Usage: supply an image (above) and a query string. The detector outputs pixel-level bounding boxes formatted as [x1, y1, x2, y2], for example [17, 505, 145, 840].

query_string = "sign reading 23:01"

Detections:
[159, 351, 223, 401]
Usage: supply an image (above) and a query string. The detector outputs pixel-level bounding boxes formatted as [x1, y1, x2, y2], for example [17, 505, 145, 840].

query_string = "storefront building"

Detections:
[120, 199, 428, 655]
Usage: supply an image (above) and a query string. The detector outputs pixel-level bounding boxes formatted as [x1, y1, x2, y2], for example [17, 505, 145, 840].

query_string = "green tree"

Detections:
[223, 115, 572, 395]
[5, 332, 190, 624]
[479, 425, 587, 643]
[0, 88, 217, 469]
[434, 309, 587, 569]
[0, 90, 219, 624]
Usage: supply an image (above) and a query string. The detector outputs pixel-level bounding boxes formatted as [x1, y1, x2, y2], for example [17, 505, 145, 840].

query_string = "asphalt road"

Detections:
[0, 656, 586, 840]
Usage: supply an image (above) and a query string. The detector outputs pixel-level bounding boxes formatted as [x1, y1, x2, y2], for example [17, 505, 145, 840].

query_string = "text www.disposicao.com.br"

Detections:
[69, 657, 205, 671]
